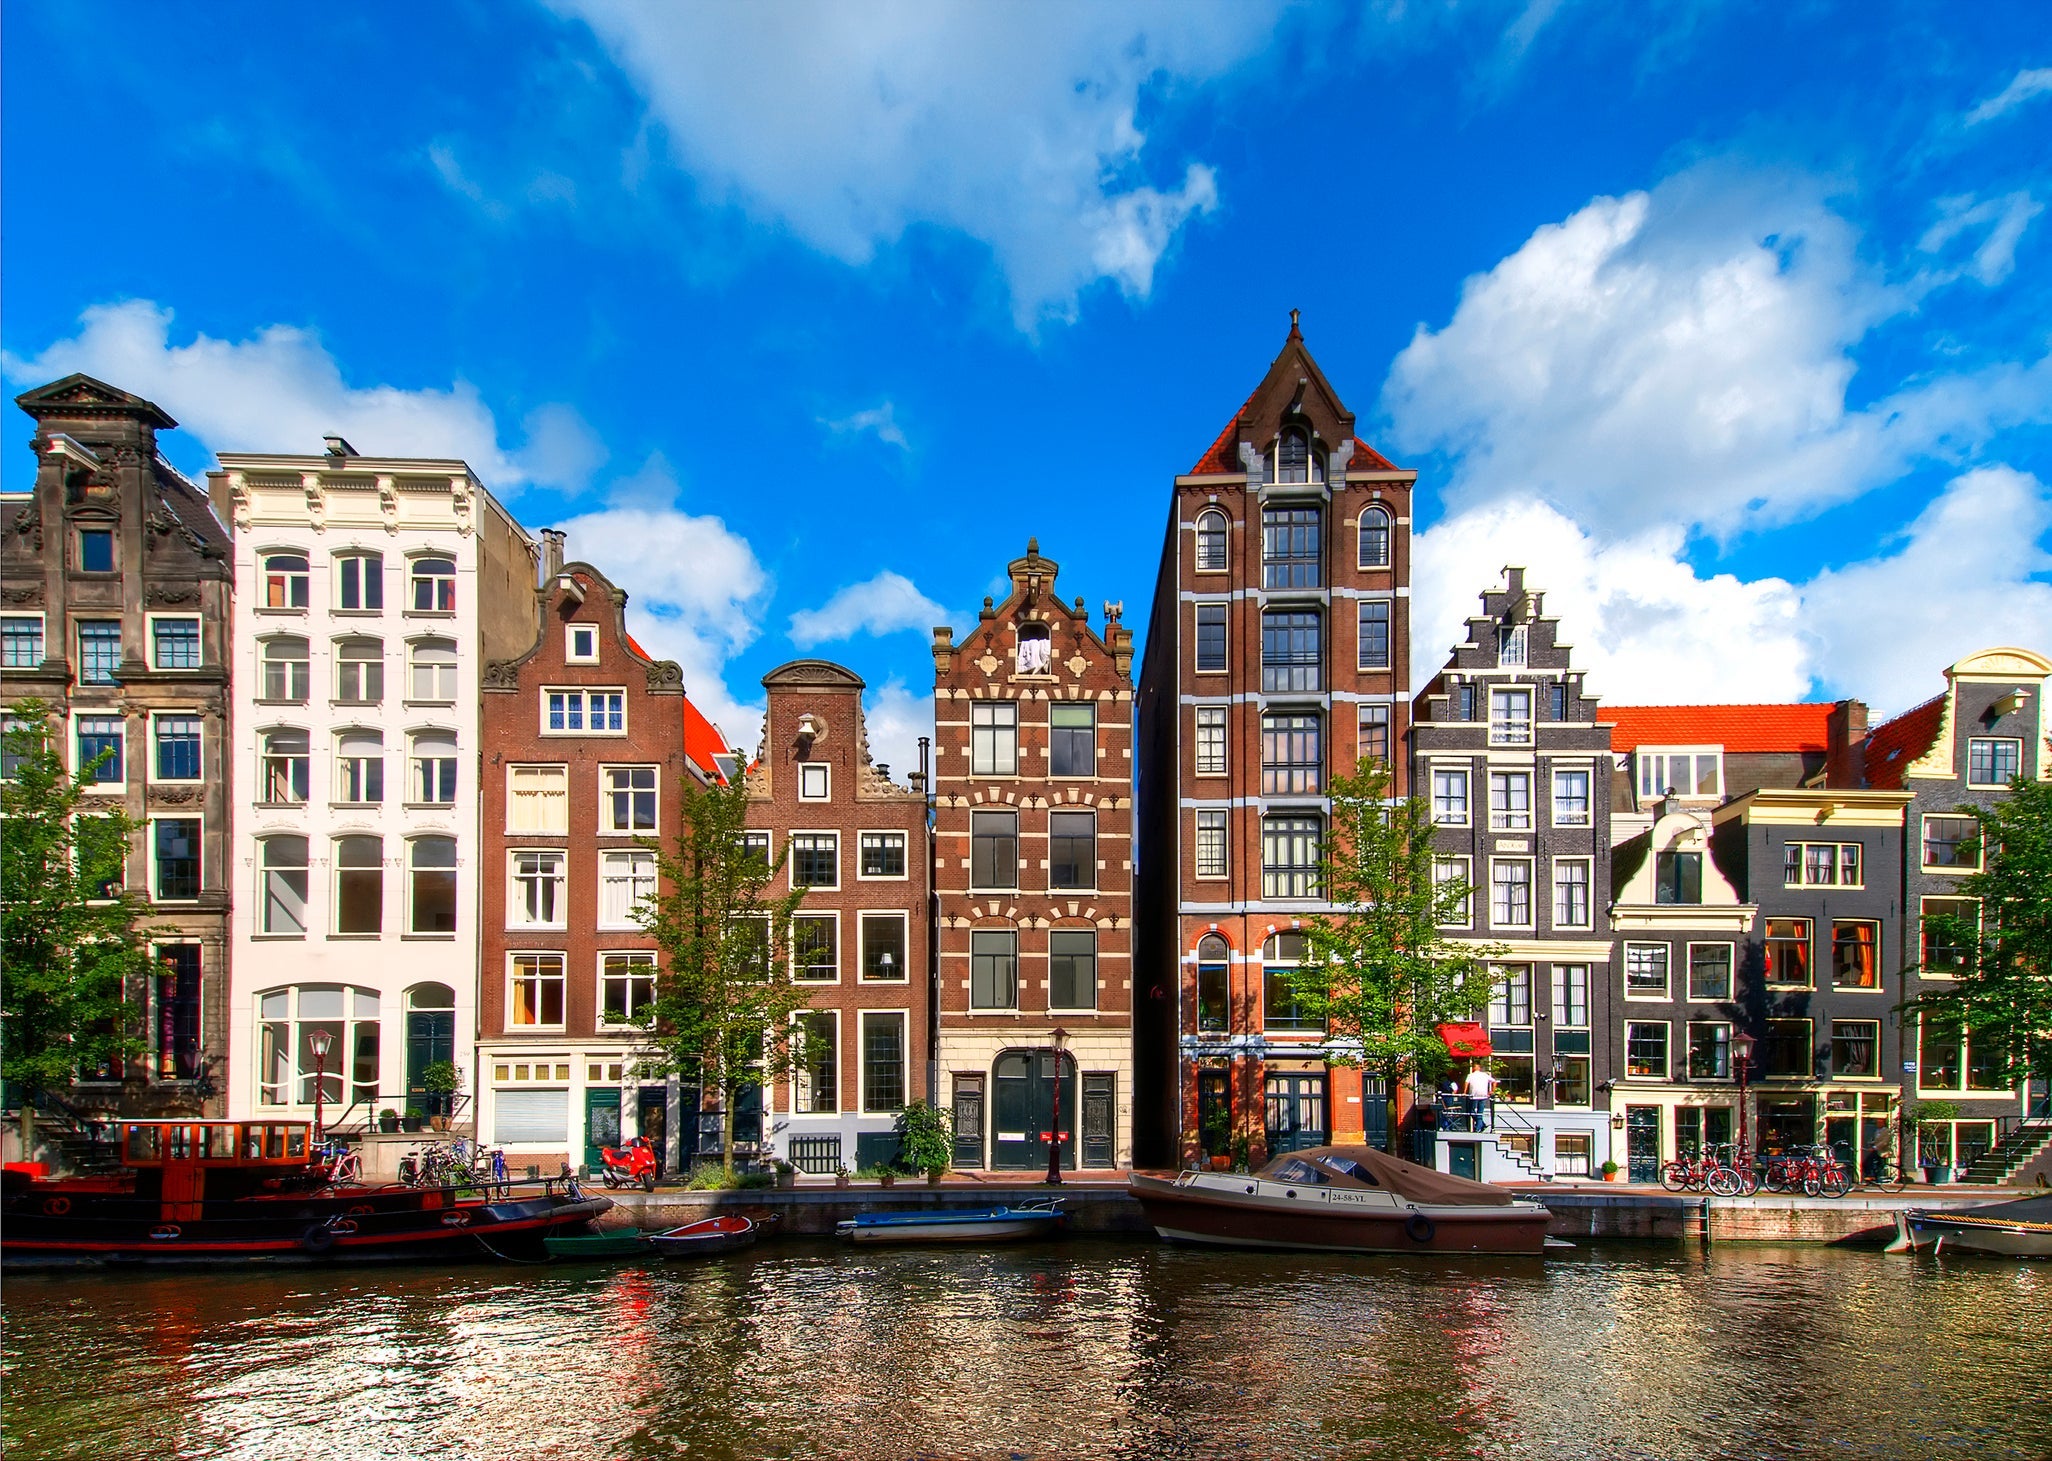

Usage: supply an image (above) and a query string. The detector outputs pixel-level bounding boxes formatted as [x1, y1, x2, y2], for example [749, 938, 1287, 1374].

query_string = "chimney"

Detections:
[1825, 698, 1869, 788]
[539, 528, 566, 583]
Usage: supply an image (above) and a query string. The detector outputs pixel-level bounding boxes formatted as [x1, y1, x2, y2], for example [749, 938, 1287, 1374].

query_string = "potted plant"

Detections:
[894, 1098, 953, 1187]
[402, 1106, 426, 1133]
[1230, 1135, 1251, 1174]
[1201, 1110, 1232, 1170]
[1600, 1159, 1621, 1183]
[879, 1168, 897, 1189]
[377, 1108, 400, 1134]
[833, 1165, 851, 1190]
[1911, 1100, 1961, 1182]
[773, 1158, 797, 1191]
[421, 1061, 462, 1131]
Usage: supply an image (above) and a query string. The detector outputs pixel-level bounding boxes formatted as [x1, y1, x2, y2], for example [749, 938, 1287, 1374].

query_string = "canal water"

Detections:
[4, 1240, 2048, 1460]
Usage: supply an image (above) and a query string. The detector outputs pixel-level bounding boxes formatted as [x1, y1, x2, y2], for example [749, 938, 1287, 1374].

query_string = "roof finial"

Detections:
[1027, 536, 1040, 559]
[1289, 307, 1301, 333]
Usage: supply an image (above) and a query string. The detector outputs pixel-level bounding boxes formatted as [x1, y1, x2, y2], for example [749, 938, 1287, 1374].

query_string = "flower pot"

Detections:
[776, 1170, 796, 1190]
[834, 1175, 850, 1189]
[1602, 1169, 1620, 1182]
[879, 1172, 896, 1188]
[378, 1116, 399, 1134]
[926, 1170, 944, 1187]
[1208, 1156, 1231, 1171]
[403, 1117, 425, 1133]
[430, 1115, 450, 1133]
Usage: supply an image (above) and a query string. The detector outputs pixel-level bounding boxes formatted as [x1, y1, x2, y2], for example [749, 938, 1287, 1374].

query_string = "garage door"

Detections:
[495, 1088, 570, 1145]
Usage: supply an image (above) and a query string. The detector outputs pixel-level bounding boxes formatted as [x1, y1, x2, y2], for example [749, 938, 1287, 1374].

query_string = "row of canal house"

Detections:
[6, 335, 2048, 1185]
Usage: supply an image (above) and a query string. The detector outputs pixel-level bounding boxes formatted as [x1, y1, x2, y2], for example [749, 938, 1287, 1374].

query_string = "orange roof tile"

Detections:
[1603, 703, 1836, 754]
[682, 694, 731, 782]
[1863, 694, 1945, 789]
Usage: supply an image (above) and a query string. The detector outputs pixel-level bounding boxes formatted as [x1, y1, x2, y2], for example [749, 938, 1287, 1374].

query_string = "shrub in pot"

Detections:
[1601, 1159, 1620, 1182]
[421, 1061, 463, 1131]
[773, 1159, 797, 1190]
[403, 1106, 426, 1133]
[377, 1108, 400, 1134]
[894, 1099, 953, 1184]
[833, 1166, 851, 1190]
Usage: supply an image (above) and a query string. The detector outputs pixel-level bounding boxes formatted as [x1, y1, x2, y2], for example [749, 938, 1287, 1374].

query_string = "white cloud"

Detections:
[1382, 163, 2052, 540]
[554, 456, 772, 743]
[547, 0, 1270, 327]
[788, 571, 953, 648]
[860, 679, 936, 788]
[819, 402, 910, 452]
[1965, 66, 2052, 126]
[1918, 191, 2043, 286]
[3, 300, 604, 495]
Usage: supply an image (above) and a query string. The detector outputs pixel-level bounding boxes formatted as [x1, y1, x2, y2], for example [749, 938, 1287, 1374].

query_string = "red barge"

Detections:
[2, 1119, 610, 1269]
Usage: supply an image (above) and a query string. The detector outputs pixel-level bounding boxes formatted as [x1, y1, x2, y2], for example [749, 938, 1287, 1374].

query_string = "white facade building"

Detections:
[210, 447, 534, 1127]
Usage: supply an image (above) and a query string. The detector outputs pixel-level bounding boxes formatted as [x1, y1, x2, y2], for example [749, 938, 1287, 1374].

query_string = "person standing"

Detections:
[1463, 1064, 1498, 1133]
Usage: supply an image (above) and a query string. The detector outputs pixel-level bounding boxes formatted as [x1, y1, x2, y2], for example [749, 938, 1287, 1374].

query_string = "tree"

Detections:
[633, 772, 811, 1176]
[1904, 775, 2052, 1090]
[1, 701, 156, 1162]
[1292, 759, 1506, 1150]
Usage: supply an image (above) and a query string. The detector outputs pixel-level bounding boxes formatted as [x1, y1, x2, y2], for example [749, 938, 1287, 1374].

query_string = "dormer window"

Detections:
[78, 528, 115, 574]
[1269, 426, 1323, 485]
[1637, 747, 1722, 800]
[1017, 624, 1052, 675]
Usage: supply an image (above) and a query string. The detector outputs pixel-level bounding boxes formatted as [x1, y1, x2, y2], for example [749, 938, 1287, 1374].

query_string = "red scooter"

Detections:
[599, 1135, 658, 1191]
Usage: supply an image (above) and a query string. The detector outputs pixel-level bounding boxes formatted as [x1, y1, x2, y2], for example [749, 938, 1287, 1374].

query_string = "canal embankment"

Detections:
[602, 1176, 2031, 1245]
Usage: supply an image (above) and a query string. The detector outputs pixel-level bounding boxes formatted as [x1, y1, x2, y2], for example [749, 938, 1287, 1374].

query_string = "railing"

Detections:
[788, 1135, 843, 1175]
[321, 1092, 472, 1137]
[1963, 1115, 2052, 1183]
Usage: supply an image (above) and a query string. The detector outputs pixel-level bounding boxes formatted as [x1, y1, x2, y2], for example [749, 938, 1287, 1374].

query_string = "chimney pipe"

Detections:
[539, 529, 566, 583]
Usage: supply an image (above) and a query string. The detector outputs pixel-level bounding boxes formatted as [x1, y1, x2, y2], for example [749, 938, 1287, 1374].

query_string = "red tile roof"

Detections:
[1186, 396, 1398, 475]
[1863, 694, 1945, 789]
[682, 694, 731, 782]
[1603, 703, 1836, 754]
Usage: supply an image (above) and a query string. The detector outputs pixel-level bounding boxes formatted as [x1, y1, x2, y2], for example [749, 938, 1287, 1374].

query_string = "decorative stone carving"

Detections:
[11, 506, 43, 552]
[151, 785, 200, 806]
[146, 583, 199, 605]
[301, 473, 325, 532]
[450, 478, 475, 536]
[1, 583, 40, 605]
[481, 660, 523, 690]
[228, 473, 252, 531]
[378, 476, 400, 534]
[646, 660, 684, 692]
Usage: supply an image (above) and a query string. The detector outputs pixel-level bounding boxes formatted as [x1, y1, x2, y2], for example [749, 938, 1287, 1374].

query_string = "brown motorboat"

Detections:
[1129, 1144, 1552, 1255]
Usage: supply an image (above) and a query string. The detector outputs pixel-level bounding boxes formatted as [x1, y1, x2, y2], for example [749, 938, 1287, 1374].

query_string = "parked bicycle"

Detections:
[315, 1139, 363, 1187]
[1843, 1141, 1909, 1191]
[1661, 1144, 1748, 1197]
[1761, 1144, 1849, 1197]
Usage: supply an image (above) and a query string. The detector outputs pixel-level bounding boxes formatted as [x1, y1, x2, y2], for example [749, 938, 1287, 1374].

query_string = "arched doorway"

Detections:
[991, 1048, 1077, 1171]
[405, 983, 456, 1118]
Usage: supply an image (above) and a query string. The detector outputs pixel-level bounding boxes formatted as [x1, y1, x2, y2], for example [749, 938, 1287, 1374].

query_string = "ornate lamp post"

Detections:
[1045, 1026, 1069, 1186]
[309, 1027, 334, 1145]
[1731, 1029, 1756, 1181]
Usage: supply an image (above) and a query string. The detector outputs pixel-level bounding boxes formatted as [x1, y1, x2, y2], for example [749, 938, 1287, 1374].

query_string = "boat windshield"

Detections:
[1319, 1156, 1379, 1186]
[1268, 1160, 1331, 1184]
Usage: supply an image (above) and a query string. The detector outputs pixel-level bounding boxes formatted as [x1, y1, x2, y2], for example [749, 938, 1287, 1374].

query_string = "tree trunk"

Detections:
[721, 1085, 736, 1179]
[18, 1104, 36, 1171]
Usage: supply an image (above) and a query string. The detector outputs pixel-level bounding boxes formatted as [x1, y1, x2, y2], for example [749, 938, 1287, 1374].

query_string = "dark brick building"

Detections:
[5, 375, 234, 1116]
[1134, 317, 1415, 1167]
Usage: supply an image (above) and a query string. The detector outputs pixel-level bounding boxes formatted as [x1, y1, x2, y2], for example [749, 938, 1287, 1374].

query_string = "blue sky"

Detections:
[5, 1, 2048, 770]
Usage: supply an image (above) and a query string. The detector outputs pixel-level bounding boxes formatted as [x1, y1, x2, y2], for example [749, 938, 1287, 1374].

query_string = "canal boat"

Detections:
[834, 1201, 1066, 1245]
[543, 1225, 656, 1261]
[1888, 1192, 2052, 1258]
[1, 1119, 611, 1269]
[1129, 1144, 1552, 1256]
[648, 1214, 762, 1258]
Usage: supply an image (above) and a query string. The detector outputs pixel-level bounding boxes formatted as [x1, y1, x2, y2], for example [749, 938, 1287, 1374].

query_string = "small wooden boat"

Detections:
[543, 1226, 654, 1261]
[1129, 1144, 1551, 1256]
[648, 1214, 760, 1258]
[834, 1201, 1065, 1245]
[1888, 1192, 2052, 1258]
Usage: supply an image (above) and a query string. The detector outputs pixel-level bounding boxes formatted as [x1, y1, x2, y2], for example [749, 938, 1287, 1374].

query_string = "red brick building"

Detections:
[475, 532, 729, 1174]
[747, 660, 932, 1176]
[1133, 316, 1417, 1167]
[932, 540, 1136, 1172]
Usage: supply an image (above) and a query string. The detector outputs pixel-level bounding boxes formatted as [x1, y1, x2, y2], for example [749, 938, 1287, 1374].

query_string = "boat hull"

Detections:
[1904, 1211, 2052, 1258]
[836, 1213, 1063, 1245]
[648, 1215, 759, 1259]
[1129, 1175, 1550, 1256]
[544, 1227, 655, 1260]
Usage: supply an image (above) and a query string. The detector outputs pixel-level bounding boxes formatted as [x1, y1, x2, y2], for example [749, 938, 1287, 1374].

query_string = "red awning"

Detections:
[1437, 1022, 1493, 1059]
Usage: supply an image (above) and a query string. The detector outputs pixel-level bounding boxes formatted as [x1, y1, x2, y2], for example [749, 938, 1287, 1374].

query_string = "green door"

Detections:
[405, 1010, 454, 1117]
[585, 1087, 621, 1172]
[1447, 1141, 1480, 1180]
[1626, 1105, 1661, 1183]
[991, 1050, 1076, 1171]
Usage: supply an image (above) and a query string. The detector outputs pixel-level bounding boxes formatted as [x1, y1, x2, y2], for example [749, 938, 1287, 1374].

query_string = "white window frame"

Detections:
[1551, 766, 1591, 827]
[1489, 687, 1533, 747]
[1966, 737, 2022, 787]
[1195, 808, 1228, 880]
[257, 834, 311, 938]
[146, 613, 203, 671]
[406, 836, 460, 937]
[1624, 941, 1672, 1000]
[334, 637, 385, 706]
[1432, 767, 1471, 826]
[330, 834, 383, 937]
[1194, 603, 1229, 674]
[969, 929, 1019, 1011]
[858, 1009, 909, 1114]
[73, 710, 128, 793]
[541, 686, 626, 737]
[1357, 597, 1393, 671]
[792, 1007, 840, 1114]
[0, 612, 46, 670]
[600, 764, 659, 836]
[598, 951, 658, 1030]
[259, 551, 310, 612]
[407, 554, 457, 615]
[333, 551, 384, 614]
[150, 711, 204, 785]
[1489, 858, 1533, 929]
[1048, 927, 1099, 1014]
[1193, 508, 1230, 572]
[259, 635, 310, 704]
[507, 849, 568, 931]
[598, 848, 657, 929]
[1636, 745, 1723, 800]
[1920, 813, 1983, 872]
[798, 762, 831, 801]
[565, 623, 599, 664]
[1552, 857, 1592, 929]
[1357, 504, 1391, 569]
[333, 729, 385, 806]
[410, 734, 459, 807]
[148, 815, 203, 904]
[506, 763, 569, 834]
[970, 702, 1018, 776]
[858, 910, 911, 983]
[1194, 705, 1228, 776]
[1433, 855, 1472, 930]
[788, 830, 840, 892]
[791, 910, 841, 984]
[406, 637, 459, 705]
[507, 951, 568, 1030]
[856, 830, 909, 881]
[1685, 941, 1736, 1001]
[1489, 770, 1532, 831]
[1625, 1020, 1672, 1081]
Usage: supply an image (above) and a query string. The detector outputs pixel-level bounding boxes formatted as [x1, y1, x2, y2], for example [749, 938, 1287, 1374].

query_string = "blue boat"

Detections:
[834, 1201, 1065, 1245]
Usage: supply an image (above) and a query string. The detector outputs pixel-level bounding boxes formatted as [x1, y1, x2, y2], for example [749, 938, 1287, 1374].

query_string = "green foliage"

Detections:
[420, 1060, 462, 1095]
[1903, 777, 2052, 1086]
[1, 702, 157, 1105]
[894, 1098, 953, 1174]
[632, 774, 811, 1174]
[1293, 759, 1506, 1143]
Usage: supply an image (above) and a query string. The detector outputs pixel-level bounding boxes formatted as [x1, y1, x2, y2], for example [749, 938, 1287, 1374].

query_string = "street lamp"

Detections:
[309, 1027, 335, 1145]
[1046, 1026, 1070, 1186]
[1731, 1029, 1756, 1182]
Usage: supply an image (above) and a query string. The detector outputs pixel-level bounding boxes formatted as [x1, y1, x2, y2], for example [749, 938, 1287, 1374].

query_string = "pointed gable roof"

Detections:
[1184, 313, 1402, 477]
[1863, 694, 1946, 789]
[15, 373, 177, 431]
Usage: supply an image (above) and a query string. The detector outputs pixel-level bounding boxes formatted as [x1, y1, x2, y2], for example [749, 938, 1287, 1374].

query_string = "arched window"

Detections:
[336, 638, 383, 703]
[335, 552, 383, 612]
[410, 557, 456, 614]
[261, 729, 310, 804]
[1017, 623, 1052, 675]
[256, 984, 379, 1106]
[263, 553, 310, 610]
[1262, 931, 1322, 1033]
[262, 637, 310, 703]
[335, 730, 383, 804]
[260, 835, 309, 935]
[334, 834, 383, 934]
[409, 836, 458, 935]
[408, 982, 456, 1011]
[411, 731, 457, 804]
[1269, 427, 1323, 485]
[409, 638, 457, 702]
[1197, 934, 1229, 1032]
[1194, 509, 1229, 572]
[1358, 506, 1391, 569]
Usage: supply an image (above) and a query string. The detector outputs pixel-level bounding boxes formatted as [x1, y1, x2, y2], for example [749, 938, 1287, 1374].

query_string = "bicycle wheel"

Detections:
[1737, 1165, 1760, 1196]
[1802, 1172, 1822, 1197]
[1661, 1161, 1689, 1193]
[1822, 1166, 1851, 1198]
[1881, 1161, 1908, 1192]
[1707, 1165, 1741, 1197]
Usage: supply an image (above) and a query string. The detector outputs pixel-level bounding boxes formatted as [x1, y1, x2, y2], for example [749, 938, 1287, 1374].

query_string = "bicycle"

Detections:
[315, 1140, 362, 1187]
[1844, 1141, 1908, 1192]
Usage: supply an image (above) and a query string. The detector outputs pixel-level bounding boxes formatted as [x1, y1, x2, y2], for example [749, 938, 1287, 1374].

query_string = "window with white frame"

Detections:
[793, 914, 838, 982]
[793, 1009, 838, 1113]
[970, 930, 1017, 1009]
[1490, 860, 1532, 927]
[602, 765, 657, 833]
[1, 614, 44, 668]
[409, 556, 456, 614]
[1433, 856, 1472, 927]
[1194, 509, 1229, 571]
[1489, 688, 1533, 746]
[1051, 929, 1098, 1010]
[1261, 710, 1321, 795]
[335, 552, 383, 612]
[154, 715, 201, 782]
[1921, 814, 1981, 870]
[858, 831, 907, 878]
[1432, 768, 1470, 825]
[1497, 625, 1528, 668]
[256, 985, 378, 1106]
[1268, 426, 1323, 484]
[1489, 770, 1532, 830]
[1260, 814, 1320, 899]
[409, 837, 458, 934]
[1625, 942, 1671, 997]
[1552, 767, 1591, 826]
[333, 835, 382, 935]
[1195, 705, 1227, 775]
[739, 830, 771, 870]
[600, 952, 656, 1028]
[1359, 703, 1391, 764]
[335, 730, 383, 804]
[1049, 810, 1096, 890]
[1554, 965, 1590, 1027]
[861, 1011, 907, 1113]
[1262, 504, 1321, 589]
[261, 729, 310, 804]
[1195, 809, 1228, 879]
[1626, 1021, 1670, 1079]
[860, 912, 907, 982]
[151, 616, 201, 670]
[152, 818, 200, 901]
[1553, 859, 1590, 928]
[1358, 505, 1390, 568]
[1688, 1021, 1732, 1080]
[565, 623, 599, 663]
[412, 733, 457, 805]
[1687, 943, 1734, 1000]
[1921, 897, 1978, 974]
[262, 637, 309, 702]
[1050, 704, 1096, 777]
[1967, 738, 2021, 786]
[76, 715, 124, 785]
[790, 832, 839, 889]
[508, 953, 566, 1027]
[409, 639, 458, 703]
[77, 620, 121, 685]
[971, 811, 1017, 890]
[336, 639, 383, 703]
[971, 702, 1017, 775]
[260, 835, 310, 936]
[1195, 604, 1227, 671]
[1357, 599, 1391, 670]
[507, 764, 567, 833]
[798, 762, 830, 800]
[509, 851, 566, 929]
[1637, 746, 1722, 800]
[600, 849, 656, 926]
[263, 553, 310, 610]
[543, 687, 625, 734]
[1260, 609, 1321, 693]
[1782, 841, 1863, 888]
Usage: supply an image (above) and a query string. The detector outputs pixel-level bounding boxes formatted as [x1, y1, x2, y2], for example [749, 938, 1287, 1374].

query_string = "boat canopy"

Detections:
[1254, 1144, 1516, 1207]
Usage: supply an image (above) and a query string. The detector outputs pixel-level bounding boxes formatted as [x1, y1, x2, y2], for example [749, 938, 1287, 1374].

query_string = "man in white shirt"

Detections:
[1463, 1064, 1498, 1132]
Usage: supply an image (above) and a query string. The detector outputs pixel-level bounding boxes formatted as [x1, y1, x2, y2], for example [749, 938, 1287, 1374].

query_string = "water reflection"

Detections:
[4, 1243, 2048, 1461]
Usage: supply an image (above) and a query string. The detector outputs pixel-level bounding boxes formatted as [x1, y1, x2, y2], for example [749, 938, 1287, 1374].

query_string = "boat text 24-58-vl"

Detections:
[1, 1119, 610, 1268]
[1129, 1144, 1552, 1255]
